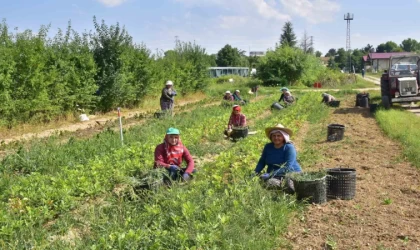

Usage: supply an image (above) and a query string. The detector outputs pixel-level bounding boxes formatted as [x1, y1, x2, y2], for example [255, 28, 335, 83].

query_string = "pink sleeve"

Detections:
[241, 114, 247, 126]
[154, 144, 170, 168]
[182, 146, 195, 174]
[227, 114, 233, 129]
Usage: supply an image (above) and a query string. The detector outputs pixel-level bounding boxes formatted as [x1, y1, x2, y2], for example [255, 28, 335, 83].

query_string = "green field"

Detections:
[0, 88, 329, 249]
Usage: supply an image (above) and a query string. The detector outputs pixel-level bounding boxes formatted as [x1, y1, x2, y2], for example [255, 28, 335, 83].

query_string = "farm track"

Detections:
[284, 95, 420, 249]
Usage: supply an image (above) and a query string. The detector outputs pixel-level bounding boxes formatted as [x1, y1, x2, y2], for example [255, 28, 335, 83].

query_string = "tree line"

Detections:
[0, 18, 215, 127]
[323, 39, 420, 72]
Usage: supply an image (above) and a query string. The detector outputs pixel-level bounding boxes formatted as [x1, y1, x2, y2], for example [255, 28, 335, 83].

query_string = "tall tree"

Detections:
[400, 38, 419, 52]
[315, 51, 322, 57]
[363, 44, 374, 53]
[279, 21, 297, 47]
[216, 44, 243, 67]
[300, 30, 313, 54]
[325, 48, 337, 57]
[376, 41, 399, 53]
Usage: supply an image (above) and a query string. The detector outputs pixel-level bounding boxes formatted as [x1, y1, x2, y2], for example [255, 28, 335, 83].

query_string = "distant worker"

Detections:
[279, 87, 295, 105]
[223, 90, 234, 101]
[154, 127, 195, 182]
[224, 105, 246, 137]
[160, 80, 177, 113]
[321, 93, 336, 104]
[361, 68, 365, 78]
[233, 90, 247, 105]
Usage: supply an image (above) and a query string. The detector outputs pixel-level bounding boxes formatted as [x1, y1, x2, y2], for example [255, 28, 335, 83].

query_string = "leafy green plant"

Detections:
[286, 170, 327, 182]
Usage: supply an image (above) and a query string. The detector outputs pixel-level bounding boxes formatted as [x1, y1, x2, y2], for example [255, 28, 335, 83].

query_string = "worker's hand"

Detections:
[169, 165, 180, 171]
[182, 173, 191, 181]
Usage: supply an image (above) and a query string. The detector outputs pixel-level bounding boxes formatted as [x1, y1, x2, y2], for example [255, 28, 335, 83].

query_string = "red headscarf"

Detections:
[164, 134, 184, 165]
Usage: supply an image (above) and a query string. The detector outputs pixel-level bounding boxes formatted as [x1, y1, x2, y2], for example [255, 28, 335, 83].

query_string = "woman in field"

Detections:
[254, 124, 301, 183]
[224, 105, 246, 137]
[160, 80, 177, 113]
[321, 92, 336, 104]
[154, 127, 195, 181]
[279, 87, 295, 105]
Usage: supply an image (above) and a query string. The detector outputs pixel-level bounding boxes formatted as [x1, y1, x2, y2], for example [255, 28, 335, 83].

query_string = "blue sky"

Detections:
[1, 0, 420, 55]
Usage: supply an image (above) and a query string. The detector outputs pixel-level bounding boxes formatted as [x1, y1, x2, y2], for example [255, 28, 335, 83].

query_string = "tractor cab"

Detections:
[380, 55, 420, 108]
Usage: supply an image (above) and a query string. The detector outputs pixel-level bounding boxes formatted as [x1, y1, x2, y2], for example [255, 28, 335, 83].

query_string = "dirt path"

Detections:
[0, 97, 219, 145]
[284, 96, 420, 249]
[364, 75, 380, 85]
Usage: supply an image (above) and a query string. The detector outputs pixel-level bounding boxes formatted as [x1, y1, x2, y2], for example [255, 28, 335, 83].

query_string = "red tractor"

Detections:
[380, 55, 420, 109]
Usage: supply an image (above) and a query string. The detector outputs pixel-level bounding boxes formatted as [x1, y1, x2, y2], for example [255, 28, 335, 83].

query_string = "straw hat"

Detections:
[225, 90, 231, 94]
[166, 80, 174, 86]
[280, 87, 289, 92]
[265, 124, 293, 139]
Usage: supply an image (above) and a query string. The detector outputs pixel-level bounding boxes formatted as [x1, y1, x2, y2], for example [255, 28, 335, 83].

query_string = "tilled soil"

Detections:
[284, 97, 420, 249]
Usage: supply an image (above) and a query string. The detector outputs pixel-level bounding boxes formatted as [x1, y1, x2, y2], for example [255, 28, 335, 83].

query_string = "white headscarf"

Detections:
[269, 129, 290, 143]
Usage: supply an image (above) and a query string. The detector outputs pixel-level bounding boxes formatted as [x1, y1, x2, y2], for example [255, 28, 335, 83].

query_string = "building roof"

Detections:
[367, 52, 414, 60]
[362, 55, 368, 62]
[319, 57, 330, 64]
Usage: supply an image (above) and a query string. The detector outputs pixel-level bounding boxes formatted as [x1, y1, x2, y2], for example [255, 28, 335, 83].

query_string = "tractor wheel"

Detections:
[380, 79, 389, 97]
[381, 96, 391, 110]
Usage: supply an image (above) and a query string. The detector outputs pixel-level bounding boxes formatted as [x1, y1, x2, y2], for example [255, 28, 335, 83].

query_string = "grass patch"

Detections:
[376, 108, 420, 168]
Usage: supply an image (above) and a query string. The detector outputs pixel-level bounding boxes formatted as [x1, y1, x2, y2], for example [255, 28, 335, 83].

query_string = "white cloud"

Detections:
[280, 0, 340, 24]
[96, 0, 127, 7]
[219, 16, 248, 29]
[174, 0, 289, 21]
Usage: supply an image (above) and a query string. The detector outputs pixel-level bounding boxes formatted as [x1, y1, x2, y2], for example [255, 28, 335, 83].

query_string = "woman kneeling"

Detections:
[254, 124, 302, 187]
[154, 127, 195, 182]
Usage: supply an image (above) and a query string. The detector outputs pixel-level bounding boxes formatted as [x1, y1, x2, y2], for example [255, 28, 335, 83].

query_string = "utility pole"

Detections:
[344, 13, 354, 73]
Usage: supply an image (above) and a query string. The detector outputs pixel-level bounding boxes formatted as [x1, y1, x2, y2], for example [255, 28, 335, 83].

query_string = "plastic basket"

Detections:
[293, 176, 327, 204]
[327, 124, 345, 142]
[327, 168, 356, 200]
[230, 126, 249, 139]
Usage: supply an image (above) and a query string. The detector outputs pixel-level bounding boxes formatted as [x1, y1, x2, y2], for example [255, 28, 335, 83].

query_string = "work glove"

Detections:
[260, 173, 271, 181]
[169, 165, 180, 171]
[182, 173, 191, 181]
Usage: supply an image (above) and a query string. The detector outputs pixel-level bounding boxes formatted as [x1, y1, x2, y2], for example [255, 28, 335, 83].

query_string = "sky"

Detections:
[1, 0, 420, 56]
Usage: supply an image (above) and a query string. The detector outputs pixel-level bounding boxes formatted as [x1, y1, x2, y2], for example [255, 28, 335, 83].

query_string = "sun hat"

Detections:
[233, 105, 241, 111]
[166, 80, 174, 86]
[322, 93, 328, 97]
[225, 90, 231, 94]
[235, 90, 240, 93]
[166, 127, 180, 135]
[280, 87, 289, 91]
[265, 124, 293, 139]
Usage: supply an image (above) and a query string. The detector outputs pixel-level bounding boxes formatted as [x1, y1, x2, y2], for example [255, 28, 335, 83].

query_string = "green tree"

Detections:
[279, 21, 297, 47]
[216, 44, 243, 67]
[325, 48, 337, 57]
[257, 46, 307, 86]
[334, 48, 347, 70]
[363, 43, 374, 53]
[376, 41, 399, 52]
[315, 51, 322, 57]
[400, 38, 419, 52]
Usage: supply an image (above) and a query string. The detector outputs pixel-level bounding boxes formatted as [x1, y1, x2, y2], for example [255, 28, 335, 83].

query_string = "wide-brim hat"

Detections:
[225, 90, 231, 94]
[280, 87, 289, 91]
[265, 124, 293, 139]
[166, 80, 174, 86]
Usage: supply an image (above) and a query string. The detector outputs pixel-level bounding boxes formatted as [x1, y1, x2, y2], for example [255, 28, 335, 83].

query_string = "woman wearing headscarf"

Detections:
[279, 87, 295, 105]
[224, 105, 247, 136]
[321, 93, 336, 104]
[160, 80, 177, 113]
[154, 127, 195, 181]
[254, 124, 301, 181]
[223, 90, 234, 101]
